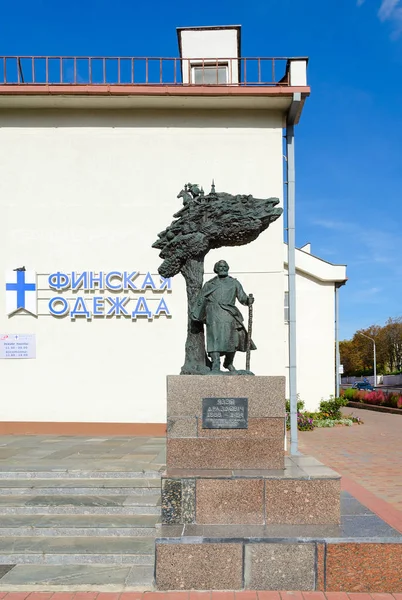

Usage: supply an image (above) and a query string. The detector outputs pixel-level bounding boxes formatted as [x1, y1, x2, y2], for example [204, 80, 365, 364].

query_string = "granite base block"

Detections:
[325, 543, 402, 593]
[244, 542, 316, 590]
[167, 417, 198, 439]
[162, 462, 341, 525]
[196, 478, 265, 525]
[161, 477, 195, 524]
[155, 542, 243, 590]
[265, 478, 341, 525]
[167, 375, 285, 418]
[167, 438, 284, 470]
[155, 492, 402, 592]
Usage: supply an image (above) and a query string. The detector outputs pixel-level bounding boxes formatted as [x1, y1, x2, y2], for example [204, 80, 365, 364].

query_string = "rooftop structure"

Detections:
[0, 25, 309, 117]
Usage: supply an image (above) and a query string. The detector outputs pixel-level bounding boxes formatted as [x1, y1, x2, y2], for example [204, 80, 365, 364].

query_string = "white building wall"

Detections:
[285, 270, 336, 411]
[0, 107, 285, 424]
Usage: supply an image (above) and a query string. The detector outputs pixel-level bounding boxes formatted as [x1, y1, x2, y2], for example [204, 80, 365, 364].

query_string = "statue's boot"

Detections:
[210, 352, 221, 372]
[223, 353, 236, 372]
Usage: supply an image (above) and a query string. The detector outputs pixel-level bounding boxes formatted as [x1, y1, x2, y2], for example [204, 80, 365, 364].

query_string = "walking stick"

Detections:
[246, 294, 254, 372]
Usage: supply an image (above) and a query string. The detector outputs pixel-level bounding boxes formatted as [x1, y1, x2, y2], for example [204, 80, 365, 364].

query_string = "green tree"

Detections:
[339, 338, 363, 375]
[381, 317, 402, 372]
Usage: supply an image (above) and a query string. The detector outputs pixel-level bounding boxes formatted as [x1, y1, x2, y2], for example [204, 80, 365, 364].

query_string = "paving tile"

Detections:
[298, 408, 402, 513]
[257, 594, 281, 600]
[49, 594, 77, 600]
[25, 594, 53, 600]
[189, 594, 211, 600]
[211, 594, 235, 600]
[323, 594, 349, 600]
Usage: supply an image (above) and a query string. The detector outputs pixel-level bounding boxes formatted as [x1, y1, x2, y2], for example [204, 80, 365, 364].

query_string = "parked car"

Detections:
[352, 381, 374, 391]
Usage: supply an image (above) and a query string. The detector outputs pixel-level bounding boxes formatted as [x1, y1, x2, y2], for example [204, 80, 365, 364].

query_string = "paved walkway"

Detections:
[0, 414, 401, 593]
[298, 408, 402, 511]
[0, 592, 401, 600]
[0, 436, 166, 473]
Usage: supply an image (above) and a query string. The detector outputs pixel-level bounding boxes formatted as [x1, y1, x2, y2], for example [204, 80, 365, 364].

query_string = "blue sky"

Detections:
[1, 0, 401, 340]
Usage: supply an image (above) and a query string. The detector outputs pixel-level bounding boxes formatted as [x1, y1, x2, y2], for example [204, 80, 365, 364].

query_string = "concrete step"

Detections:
[0, 493, 160, 507]
[0, 504, 160, 515]
[0, 513, 160, 537]
[0, 478, 161, 496]
[0, 563, 155, 588]
[0, 491, 161, 515]
[0, 470, 162, 479]
[0, 535, 155, 565]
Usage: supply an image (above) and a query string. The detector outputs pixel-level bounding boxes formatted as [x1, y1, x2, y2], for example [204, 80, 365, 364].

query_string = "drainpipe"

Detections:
[335, 283, 340, 397]
[335, 281, 346, 397]
[286, 93, 301, 456]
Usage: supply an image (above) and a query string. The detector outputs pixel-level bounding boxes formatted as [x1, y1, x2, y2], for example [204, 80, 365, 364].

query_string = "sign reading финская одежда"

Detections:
[5, 270, 172, 320]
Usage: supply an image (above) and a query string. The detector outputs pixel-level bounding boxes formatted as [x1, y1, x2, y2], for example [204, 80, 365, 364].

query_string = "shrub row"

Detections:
[341, 387, 402, 409]
[285, 397, 363, 431]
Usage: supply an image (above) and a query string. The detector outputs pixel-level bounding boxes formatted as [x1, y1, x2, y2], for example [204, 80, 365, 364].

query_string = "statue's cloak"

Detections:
[191, 276, 256, 354]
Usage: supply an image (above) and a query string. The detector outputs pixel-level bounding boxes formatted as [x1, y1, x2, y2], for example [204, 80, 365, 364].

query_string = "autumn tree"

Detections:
[381, 317, 402, 372]
[340, 319, 402, 375]
[339, 339, 363, 375]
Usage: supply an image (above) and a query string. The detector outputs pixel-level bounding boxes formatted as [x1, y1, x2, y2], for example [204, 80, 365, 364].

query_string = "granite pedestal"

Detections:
[162, 376, 340, 526]
[155, 376, 402, 592]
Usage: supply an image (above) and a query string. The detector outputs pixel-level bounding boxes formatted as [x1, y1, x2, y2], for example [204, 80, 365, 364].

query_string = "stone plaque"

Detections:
[202, 397, 248, 429]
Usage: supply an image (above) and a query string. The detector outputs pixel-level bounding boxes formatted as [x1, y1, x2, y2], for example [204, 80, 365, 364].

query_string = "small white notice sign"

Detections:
[0, 334, 36, 359]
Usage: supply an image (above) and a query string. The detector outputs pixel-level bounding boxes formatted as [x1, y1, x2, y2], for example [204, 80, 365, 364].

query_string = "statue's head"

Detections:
[214, 260, 229, 278]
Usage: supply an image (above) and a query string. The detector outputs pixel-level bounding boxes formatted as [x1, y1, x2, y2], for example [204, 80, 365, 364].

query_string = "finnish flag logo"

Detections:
[5, 270, 37, 316]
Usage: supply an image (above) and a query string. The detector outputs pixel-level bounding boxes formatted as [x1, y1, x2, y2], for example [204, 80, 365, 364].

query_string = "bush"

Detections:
[364, 390, 385, 405]
[343, 388, 358, 401]
[387, 393, 402, 408]
[296, 412, 315, 431]
[285, 410, 314, 431]
[285, 398, 305, 412]
[348, 413, 364, 424]
[319, 397, 348, 420]
[342, 388, 402, 410]
[313, 418, 353, 428]
[285, 396, 365, 431]
[355, 390, 367, 403]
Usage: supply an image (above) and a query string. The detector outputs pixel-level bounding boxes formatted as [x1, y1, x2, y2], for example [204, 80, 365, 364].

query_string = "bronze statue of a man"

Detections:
[191, 260, 255, 373]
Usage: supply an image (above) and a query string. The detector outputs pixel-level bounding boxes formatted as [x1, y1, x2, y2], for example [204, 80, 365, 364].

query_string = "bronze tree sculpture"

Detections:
[152, 182, 282, 374]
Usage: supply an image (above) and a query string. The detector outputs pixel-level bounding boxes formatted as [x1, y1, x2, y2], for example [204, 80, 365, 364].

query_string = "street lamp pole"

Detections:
[358, 332, 377, 388]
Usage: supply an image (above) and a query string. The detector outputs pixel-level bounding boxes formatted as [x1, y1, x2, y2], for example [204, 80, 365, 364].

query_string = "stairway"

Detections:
[0, 469, 161, 588]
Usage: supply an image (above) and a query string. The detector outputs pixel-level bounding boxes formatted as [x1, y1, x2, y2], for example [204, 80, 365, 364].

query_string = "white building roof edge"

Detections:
[283, 242, 347, 283]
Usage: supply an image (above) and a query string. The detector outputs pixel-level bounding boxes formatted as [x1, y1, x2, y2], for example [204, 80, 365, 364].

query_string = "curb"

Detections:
[347, 401, 402, 415]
